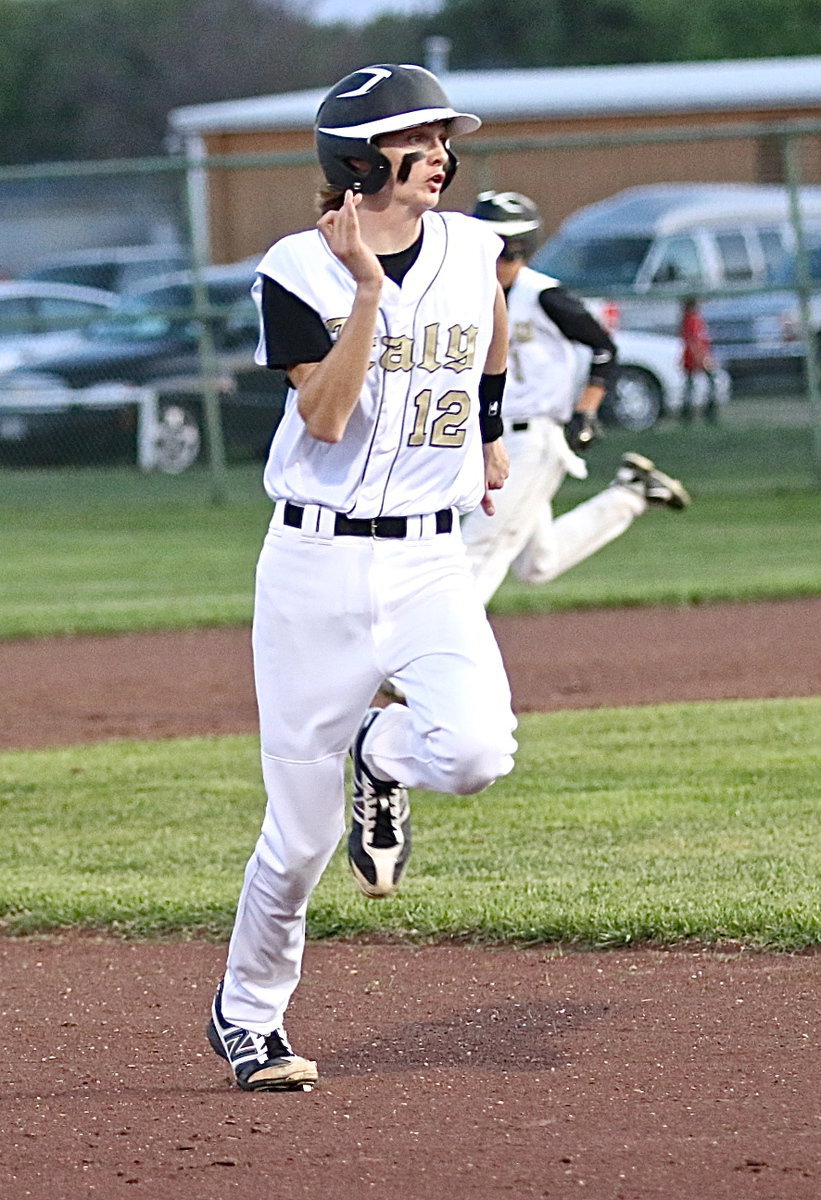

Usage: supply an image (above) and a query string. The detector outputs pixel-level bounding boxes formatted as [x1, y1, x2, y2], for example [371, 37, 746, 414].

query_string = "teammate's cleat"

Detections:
[612, 451, 691, 510]
[348, 708, 411, 899]
[207, 980, 318, 1092]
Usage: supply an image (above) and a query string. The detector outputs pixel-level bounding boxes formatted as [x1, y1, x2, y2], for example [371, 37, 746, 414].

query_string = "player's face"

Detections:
[376, 121, 450, 210]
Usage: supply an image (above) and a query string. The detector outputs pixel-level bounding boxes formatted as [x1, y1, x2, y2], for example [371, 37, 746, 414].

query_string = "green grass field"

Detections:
[1, 397, 819, 949]
[0, 700, 818, 949]
[1, 404, 820, 637]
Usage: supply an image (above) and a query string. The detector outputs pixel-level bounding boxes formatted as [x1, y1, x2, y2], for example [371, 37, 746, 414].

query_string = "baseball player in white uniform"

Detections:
[461, 192, 691, 608]
[206, 65, 517, 1092]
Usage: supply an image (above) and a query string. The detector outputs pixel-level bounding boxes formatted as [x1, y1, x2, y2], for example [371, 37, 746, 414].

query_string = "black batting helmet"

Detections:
[472, 191, 542, 258]
[315, 63, 481, 195]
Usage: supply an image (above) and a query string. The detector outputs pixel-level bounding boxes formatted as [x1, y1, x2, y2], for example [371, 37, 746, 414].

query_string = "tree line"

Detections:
[1, 0, 820, 165]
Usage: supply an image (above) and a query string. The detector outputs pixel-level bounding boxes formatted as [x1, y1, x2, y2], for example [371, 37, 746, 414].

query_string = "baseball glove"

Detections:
[564, 411, 603, 452]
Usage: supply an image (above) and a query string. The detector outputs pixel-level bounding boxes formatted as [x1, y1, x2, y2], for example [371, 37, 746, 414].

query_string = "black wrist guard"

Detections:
[479, 371, 506, 443]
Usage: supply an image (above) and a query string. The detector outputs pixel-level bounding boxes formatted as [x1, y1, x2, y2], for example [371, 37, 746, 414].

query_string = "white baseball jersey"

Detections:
[504, 265, 579, 423]
[253, 211, 502, 518]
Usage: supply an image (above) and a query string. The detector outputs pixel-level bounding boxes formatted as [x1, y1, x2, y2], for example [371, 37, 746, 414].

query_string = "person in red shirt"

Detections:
[680, 296, 719, 422]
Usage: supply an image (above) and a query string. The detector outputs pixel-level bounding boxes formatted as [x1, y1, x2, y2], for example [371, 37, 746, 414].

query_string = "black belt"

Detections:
[511, 421, 530, 432]
[282, 501, 453, 539]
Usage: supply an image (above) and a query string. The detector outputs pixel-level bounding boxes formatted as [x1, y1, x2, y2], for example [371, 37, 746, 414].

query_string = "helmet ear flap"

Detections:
[315, 134, 392, 195]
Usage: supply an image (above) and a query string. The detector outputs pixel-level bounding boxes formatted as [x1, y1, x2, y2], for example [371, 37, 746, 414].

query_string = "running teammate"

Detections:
[461, 191, 691, 607]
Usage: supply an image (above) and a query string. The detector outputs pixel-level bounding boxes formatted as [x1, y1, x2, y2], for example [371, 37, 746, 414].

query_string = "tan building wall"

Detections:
[201, 107, 821, 264]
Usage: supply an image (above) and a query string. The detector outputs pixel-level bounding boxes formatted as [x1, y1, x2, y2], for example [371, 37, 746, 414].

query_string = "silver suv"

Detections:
[531, 183, 821, 334]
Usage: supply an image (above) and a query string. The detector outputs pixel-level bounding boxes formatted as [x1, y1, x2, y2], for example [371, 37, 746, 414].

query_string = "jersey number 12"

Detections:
[407, 389, 470, 448]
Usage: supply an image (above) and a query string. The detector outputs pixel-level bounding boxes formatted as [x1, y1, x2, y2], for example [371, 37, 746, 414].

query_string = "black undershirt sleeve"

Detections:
[258, 275, 333, 372]
[258, 233, 424, 377]
[537, 285, 618, 388]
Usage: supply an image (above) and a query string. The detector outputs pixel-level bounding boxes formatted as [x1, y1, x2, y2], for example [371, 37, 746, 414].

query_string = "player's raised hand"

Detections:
[318, 191, 384, 288]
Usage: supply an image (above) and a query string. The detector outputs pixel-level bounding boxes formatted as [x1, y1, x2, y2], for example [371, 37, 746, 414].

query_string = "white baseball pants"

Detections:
[461, 415, 647, 607]
[221, 508, 517, 1033]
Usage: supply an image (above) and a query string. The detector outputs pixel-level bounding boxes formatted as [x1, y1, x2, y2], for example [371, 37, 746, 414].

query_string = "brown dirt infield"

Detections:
[2, 597, 819, 751]
[1, 600, 819, 1199]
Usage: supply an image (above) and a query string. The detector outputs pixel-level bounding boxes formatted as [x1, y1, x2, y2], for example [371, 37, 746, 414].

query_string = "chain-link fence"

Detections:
[1, 118, 820, 496]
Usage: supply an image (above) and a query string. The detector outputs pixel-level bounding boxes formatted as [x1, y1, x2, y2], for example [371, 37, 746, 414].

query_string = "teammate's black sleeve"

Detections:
[538, 286, 618, 388]
[258, 275, 332, 370]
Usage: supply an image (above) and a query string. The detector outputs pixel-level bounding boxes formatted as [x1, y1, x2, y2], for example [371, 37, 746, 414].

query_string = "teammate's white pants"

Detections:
[461, 415, 647, 607]
[222, 509, 517, 1033]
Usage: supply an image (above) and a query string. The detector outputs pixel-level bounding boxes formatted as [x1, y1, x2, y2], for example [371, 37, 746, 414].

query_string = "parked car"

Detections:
[24, 261, 262, 388]
[0, 281, 119, 373]
[703, 237, 821, 385]
[530, 183, 821, 335]
[22, 244, 191, 294]
[0, 261, 286, 469]
[0, 365, 284, 474]
[0, 371, 144, 467]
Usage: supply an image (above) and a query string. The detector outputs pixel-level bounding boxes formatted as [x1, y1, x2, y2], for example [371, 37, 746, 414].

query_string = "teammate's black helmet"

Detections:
[472, 191, 542, 259]
[315, 63, 481, 195]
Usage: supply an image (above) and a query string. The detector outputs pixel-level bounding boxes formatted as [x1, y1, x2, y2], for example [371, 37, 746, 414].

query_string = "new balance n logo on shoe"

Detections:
[221, 1026, 269, 1068]
[207, 979, 318, 1092]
